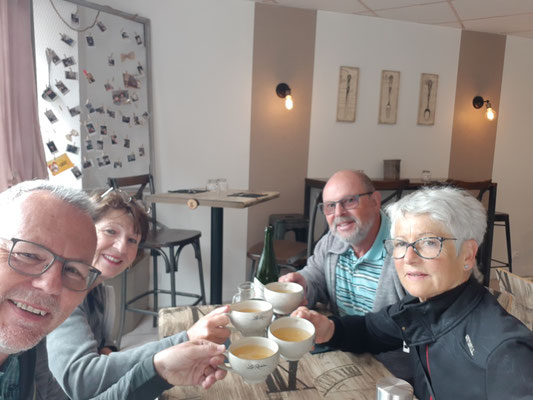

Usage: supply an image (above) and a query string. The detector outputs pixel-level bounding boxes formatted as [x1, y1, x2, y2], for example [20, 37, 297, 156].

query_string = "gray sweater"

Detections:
[47, 284, 188, 400]
[299, 211, 406, 314]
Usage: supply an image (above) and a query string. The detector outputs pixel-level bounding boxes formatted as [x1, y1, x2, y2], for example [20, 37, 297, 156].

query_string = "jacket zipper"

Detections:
[426, 344, 433, 400]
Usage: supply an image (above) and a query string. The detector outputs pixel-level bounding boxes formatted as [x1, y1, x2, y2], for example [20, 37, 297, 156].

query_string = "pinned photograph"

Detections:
[47, 153, 74, 176]
[137, 63, 144, 75]
[46, 48, 61, 65]
[112, 90, 129, 105]
[113, 161, 122, 169]
[41, 87, 58, 102]
[55, 80, 69, 95]
[139, 145, 145, 157]
[121, 30, 129, 39]
[104, 82, 114, 91]
[127, 153, 136, 162]
[96, 157, 105, 168]
[47, 140, 58, 153]
[85, 139, 94, 151]
[103, 155, 111, 165]
[86, 35, 95, 47]
[71, 13, 80, 24]
[134, 33, 143, 45]
[142, 111, 150, 120]
[100, 125, 108, 135]
[131, 92, 139, 102]
[107, 109, 116, 118]
[95, 106, 105, 114]
[124, 138, 130, 148]
[62, 56, 76, 68]
[85, 102, 95, 113]
[134, 115, 141, 125]
[85, 122, 96, 134]
[111, 134, 118, 144]
[96, 139, 104, 150]
[83, 70, 95, 84]
[120, 51, 135, 62]
[108, 54, 115, 66]
[68, 105, 81, 117]
[71, 166, 82, 179]
[44, 110, 58, 124]
[122, 115, 131, 124]
[97, 21, 107, 32]
[60, 33, 75, 46]
[82, 159, 93, 169]
[66, 144, 79, 154]
[66, 129, 79, 141]
[65, 70, 77, 80]
[123, 72, 140, 89]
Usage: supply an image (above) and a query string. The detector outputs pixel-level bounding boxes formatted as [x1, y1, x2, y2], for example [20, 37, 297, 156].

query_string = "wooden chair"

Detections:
[494, 268, 532, 330]
[108, 174, 206, 348]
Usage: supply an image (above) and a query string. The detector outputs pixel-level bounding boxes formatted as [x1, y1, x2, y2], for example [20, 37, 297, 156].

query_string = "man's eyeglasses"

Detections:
[383, 236, 457, 260]
[1, 238, 101, 292]
[318, 192, 374, 216]
[100, 187, 151, 214]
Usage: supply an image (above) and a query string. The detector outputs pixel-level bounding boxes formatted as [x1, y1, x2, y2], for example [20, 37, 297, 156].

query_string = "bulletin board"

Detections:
[32, 0, 153, 189]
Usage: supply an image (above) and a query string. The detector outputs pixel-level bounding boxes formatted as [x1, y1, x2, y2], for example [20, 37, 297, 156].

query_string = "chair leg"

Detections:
[169, 245, 177, 307]
[504, 216, 512, 272]
[192, 239, 206, 305]
[152, 250, 159, 327]
[116, 269, 128, 350]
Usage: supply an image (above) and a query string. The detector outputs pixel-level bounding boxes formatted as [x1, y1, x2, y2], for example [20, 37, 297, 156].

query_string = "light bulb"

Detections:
[285, 94, 293, 110]
[486, 106, 495, 121]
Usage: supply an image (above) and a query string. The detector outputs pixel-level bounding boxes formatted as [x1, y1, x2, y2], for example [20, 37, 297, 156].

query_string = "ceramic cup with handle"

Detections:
[220, 336, 280, 384]
[268, 316, 315, 361]
[264, 281, 304, 315]
[230, 299, 273, 336]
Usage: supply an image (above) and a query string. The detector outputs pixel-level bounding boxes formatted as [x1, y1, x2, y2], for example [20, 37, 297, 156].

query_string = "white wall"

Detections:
[493, 36, 533, 277]
[308, 12, 461, 180]
[93, 0, 255, 303]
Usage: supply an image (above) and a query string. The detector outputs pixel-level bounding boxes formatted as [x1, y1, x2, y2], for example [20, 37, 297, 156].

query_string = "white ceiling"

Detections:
[252, 0, 533, 38]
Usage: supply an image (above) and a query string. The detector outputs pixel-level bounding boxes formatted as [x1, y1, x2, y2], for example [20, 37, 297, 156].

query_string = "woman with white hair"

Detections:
[293, 187, 533, 399]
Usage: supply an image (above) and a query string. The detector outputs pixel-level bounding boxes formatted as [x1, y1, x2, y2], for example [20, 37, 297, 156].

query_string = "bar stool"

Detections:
[109, 174, 206, 349]
[268, 214, 308, 242]
[491, 212, 512, 272]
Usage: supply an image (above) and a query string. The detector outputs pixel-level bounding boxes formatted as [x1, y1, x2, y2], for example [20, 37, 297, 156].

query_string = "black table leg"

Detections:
[210, 207, 223, 304]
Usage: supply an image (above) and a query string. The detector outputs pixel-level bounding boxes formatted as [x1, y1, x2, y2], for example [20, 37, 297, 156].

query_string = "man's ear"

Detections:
[371, 190, 382, 208]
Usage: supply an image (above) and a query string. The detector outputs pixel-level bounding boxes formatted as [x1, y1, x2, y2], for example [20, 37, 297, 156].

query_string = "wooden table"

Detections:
[158, 305, 395, 400]
[304, 177, 498, 287]
[146, 189, 279, 304]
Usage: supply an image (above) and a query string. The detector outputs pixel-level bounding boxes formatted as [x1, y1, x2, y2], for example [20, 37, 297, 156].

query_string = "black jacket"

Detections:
[328, 277, 533, 399]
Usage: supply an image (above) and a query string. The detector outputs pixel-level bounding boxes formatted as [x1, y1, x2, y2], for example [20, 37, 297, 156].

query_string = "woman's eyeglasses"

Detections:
[383, 236, 457, 260]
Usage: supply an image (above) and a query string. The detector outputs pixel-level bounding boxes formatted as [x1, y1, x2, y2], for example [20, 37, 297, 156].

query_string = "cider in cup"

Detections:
[268, 316, 316, 361]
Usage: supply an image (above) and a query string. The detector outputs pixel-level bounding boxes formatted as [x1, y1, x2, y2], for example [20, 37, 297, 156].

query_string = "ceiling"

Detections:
[251, 0, 533, 38]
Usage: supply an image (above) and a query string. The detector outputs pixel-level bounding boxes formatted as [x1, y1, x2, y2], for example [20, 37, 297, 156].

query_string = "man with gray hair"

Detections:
[0, 180, 226, 399]
[281, 170, 405, 314]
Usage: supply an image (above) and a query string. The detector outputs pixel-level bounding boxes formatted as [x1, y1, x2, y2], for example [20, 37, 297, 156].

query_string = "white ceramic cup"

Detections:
[221, 336, 280, 384]
[267, 316, 315, 361]
[230, 299, 274, 336]
[264, 281, 304, 315]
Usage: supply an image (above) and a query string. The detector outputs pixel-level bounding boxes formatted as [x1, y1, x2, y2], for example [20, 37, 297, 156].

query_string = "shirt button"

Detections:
[402, 326, 406, 331]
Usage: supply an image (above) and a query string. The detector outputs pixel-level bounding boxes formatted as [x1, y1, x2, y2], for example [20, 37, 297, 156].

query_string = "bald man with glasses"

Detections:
[281, 170, 406, 316]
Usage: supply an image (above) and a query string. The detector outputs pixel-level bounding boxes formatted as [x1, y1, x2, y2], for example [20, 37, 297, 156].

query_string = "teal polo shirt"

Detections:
[335, 212, 391, 316]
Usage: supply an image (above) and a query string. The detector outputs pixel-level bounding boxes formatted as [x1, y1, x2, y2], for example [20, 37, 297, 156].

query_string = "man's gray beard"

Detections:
[331, 214, 375, 246]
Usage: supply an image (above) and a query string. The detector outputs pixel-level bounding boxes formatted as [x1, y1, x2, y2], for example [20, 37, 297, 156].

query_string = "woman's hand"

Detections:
[187, 305, 231, 344]
[153, 340, 227, 389]
[291, 306, 335, 343]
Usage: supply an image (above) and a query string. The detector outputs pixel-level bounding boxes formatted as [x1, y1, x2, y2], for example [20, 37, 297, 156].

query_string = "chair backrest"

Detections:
[107, 174, 158, 226]
[307, 191, 326, 258]
[375, 179, 410, 206]
[495, 268, 533, 330]
[445, 179, 492, 201]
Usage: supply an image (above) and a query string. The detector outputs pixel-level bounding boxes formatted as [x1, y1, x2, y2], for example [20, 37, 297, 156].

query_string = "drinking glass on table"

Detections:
[217, 178, 228, 193]
[207, 179, 218, 191]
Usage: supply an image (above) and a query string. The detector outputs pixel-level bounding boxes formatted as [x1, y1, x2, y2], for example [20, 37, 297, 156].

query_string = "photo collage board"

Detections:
[33, 0, 151, 189]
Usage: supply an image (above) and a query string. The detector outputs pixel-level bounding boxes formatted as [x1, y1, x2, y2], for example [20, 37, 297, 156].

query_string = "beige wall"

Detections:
[448, 31, 506, 180]
[247, 4, 316, 271]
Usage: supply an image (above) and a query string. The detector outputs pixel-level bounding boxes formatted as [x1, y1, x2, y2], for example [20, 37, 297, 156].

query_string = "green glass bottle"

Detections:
[254, 225, 278, 299]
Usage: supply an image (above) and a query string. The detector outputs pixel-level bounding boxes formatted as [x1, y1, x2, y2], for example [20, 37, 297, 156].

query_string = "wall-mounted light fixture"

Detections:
[276, 83, 293, 110]
[473, 96, 496, 121]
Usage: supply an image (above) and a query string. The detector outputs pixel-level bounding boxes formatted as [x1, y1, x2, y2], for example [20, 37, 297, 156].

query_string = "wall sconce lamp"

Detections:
[473, 96, 496, 121]
[276, 83, 293, 110]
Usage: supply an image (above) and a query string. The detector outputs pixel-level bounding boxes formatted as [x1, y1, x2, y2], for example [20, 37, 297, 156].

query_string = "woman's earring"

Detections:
[464, 265, 469, 270]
